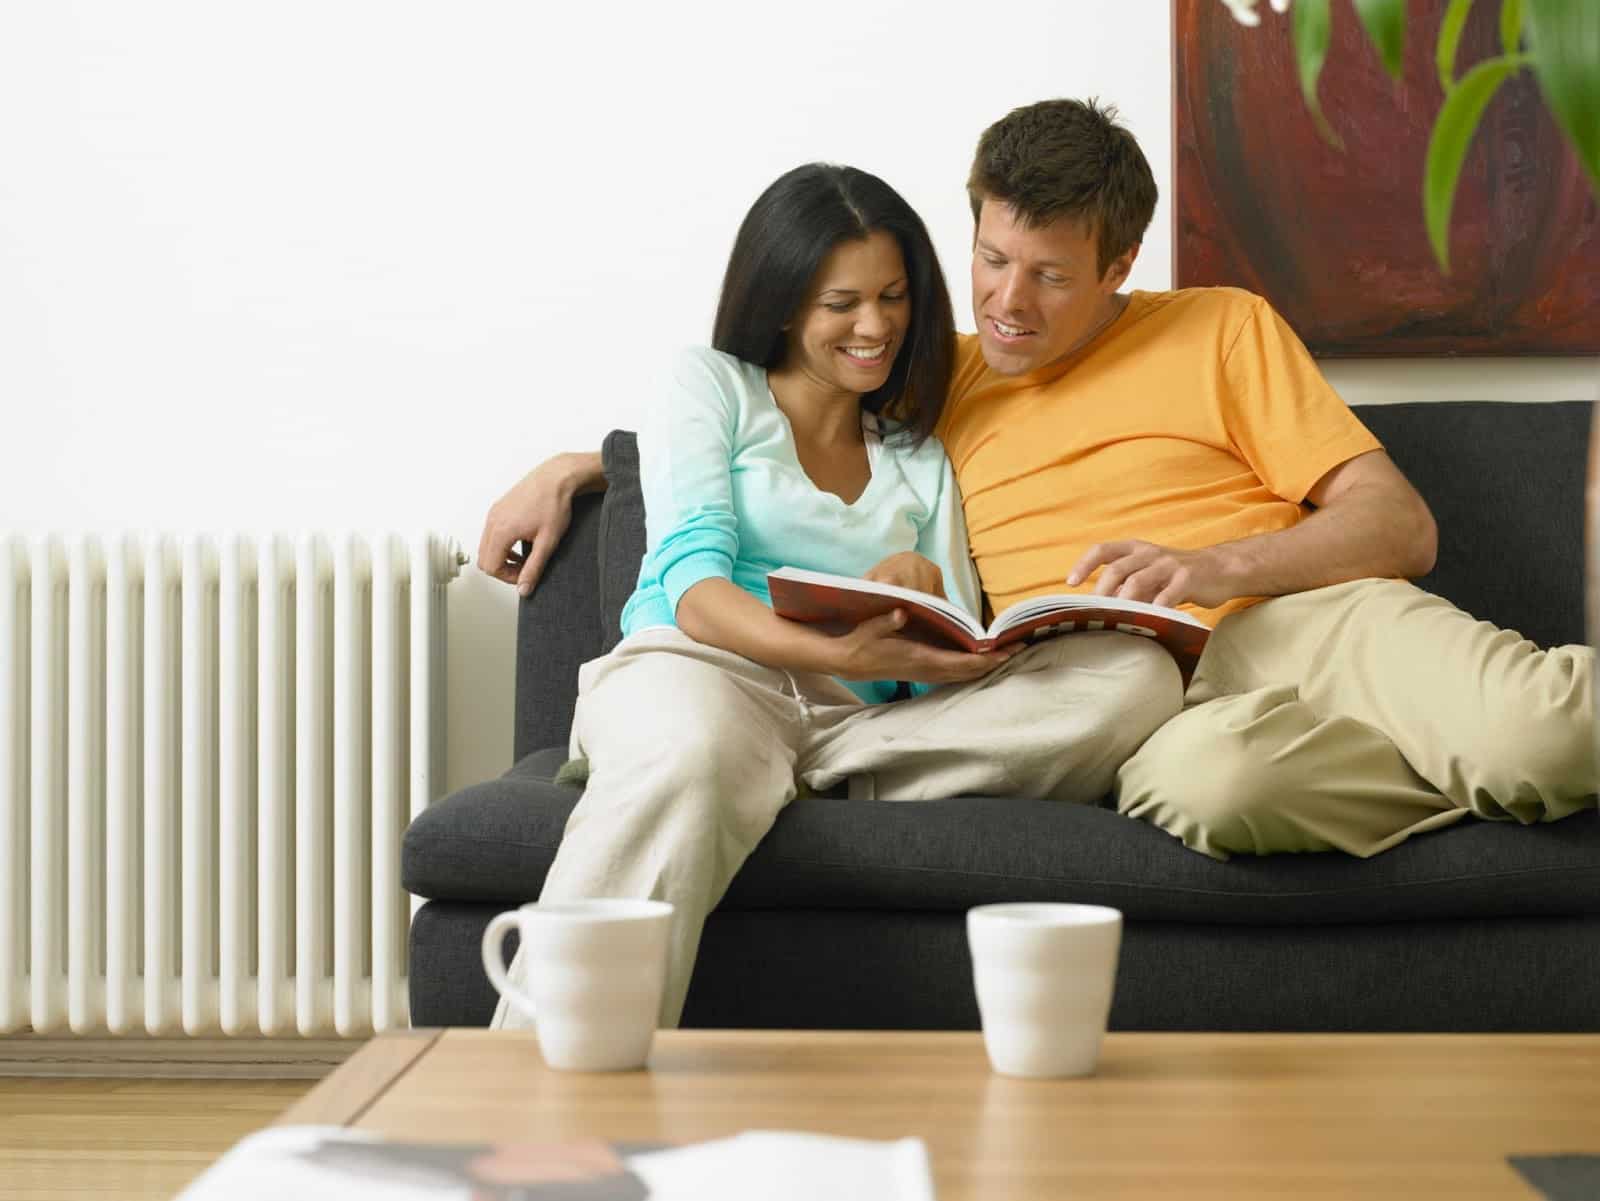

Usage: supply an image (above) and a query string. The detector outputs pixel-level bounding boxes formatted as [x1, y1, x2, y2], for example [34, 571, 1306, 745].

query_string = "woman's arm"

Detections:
[676, 578, 1012, 685]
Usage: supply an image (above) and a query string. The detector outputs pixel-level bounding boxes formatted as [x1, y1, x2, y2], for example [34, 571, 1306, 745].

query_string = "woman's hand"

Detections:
[831, 610, 1015, 684]
[863, 551, 946, 598]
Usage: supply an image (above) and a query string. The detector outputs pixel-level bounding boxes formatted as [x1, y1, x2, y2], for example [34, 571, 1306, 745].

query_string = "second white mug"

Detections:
[967, 902, 1123, 1079]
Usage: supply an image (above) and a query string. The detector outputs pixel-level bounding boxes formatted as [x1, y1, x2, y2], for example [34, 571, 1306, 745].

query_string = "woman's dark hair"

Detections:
[712, 164, 955, 446]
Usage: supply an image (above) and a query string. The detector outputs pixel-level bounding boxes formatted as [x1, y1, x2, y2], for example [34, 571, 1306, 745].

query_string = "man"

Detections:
[480, 98, 1596, 858]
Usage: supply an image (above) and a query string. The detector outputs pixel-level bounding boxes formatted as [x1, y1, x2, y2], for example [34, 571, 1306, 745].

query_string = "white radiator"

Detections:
[0, 532, 463, 1038]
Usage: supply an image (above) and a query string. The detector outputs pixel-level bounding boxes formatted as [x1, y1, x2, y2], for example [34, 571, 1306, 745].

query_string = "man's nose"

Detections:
[996, 267, 1031, 315]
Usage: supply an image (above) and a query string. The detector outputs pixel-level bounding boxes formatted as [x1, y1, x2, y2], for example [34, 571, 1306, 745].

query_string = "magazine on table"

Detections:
[767, 565, 1210, 676]
[178, 1124, 938, 1201]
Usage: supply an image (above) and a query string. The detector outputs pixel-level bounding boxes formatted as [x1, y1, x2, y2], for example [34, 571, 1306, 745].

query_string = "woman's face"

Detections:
[783, 229, 910, 398]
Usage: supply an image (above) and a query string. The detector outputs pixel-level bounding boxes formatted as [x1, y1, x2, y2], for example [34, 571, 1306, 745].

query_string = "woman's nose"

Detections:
[855, 305, 893, 339]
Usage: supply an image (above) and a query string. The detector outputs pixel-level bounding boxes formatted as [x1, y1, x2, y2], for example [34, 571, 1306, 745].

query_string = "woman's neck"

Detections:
[766, 366, 864, 447]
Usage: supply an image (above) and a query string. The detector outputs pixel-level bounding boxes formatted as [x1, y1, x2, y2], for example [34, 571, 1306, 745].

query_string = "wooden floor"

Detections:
[0, 1077, 313, 1200]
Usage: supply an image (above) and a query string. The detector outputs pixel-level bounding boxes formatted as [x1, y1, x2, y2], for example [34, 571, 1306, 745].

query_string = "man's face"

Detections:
[970, 197, 1135, 376]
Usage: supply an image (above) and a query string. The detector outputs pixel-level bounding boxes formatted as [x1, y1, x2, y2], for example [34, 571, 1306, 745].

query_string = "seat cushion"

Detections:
[402, 748, 1600, 925]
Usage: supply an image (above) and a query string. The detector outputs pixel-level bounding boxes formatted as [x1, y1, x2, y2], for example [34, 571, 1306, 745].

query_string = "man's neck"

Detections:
[1062, 292, 1130, 362]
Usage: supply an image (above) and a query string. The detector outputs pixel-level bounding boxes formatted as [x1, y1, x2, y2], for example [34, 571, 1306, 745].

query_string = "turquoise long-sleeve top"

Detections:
[620, 346, 983, 704]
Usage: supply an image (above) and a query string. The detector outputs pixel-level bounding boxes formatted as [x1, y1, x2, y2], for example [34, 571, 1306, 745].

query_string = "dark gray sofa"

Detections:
[405, 400, 1600, 1032]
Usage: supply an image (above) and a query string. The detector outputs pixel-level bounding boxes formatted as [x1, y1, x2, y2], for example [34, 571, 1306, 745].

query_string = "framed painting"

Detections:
[1172, 0, 1600, 355]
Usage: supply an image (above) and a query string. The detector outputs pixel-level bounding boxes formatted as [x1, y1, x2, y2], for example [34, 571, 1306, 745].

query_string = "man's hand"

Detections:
[477, 451, 604, 596]
[1066, 540, 1238, 609]
[863, 551, 946, 598]
[830, 610, 1015, 684]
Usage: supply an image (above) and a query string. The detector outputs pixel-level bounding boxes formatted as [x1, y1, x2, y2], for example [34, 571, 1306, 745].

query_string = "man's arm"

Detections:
[477, 450, 608, 595]
[1066, 450, 1438, 609]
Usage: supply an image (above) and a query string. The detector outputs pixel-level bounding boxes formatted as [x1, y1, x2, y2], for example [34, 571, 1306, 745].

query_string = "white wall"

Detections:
[2, 2, 1594, 792]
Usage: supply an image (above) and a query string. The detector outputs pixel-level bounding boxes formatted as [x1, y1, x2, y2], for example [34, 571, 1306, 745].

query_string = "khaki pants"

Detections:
[492, 625, 1183, 1029]
[1116, 579, 1598, 859]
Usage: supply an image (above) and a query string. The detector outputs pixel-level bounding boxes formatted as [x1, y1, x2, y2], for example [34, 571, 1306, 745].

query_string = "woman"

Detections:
[493, 165, 1180, 1030]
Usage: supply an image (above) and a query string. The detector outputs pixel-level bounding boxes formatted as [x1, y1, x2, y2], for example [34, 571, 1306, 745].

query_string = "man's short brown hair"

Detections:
[967, 98, 1158, 279]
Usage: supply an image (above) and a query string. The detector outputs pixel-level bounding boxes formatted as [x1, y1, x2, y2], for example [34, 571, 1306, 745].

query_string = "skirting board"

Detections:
[0, 1033, 363, 1079]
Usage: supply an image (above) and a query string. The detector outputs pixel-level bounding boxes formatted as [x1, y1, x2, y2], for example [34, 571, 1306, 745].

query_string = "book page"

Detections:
[988, 592, 1210, 636]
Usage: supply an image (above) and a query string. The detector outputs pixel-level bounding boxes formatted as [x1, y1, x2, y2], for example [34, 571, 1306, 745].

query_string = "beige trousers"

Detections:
[492, 625, 1183, 1029]
[1116, 579, 1598, 859]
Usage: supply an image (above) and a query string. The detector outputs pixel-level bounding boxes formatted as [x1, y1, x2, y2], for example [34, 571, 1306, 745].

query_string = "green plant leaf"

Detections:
[1500, 0, 1524, 56]
[1424, 55, 1523, 271]
[1292, 0, 1343, 148]
[1524, 0, 1600, 195]
[1436, 0, 1474, 90]
[1354, 0, 1406, 81]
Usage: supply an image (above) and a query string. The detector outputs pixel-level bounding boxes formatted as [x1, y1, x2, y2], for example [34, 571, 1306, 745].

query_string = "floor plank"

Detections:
[0, 1076, 314, 1200]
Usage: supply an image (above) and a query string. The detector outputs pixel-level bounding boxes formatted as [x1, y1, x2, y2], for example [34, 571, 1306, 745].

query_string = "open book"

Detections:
[767, 566, 1210, 676]
[178, 1125, 937, 1201]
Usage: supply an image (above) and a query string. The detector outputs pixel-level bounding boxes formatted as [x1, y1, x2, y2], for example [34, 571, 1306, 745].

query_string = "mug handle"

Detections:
[481, 910, 539, 1022]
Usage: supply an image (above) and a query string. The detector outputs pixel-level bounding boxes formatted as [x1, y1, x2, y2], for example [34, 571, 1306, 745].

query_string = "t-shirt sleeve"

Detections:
[913, 444, 984, 623]
[638, 348, 741, 616]
[1221, 296, 1383, 503]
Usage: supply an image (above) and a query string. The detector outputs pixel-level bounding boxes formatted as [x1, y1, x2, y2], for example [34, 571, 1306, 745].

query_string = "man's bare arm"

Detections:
[477, 450, 608, 595]
[1067, 450, 1438, 609]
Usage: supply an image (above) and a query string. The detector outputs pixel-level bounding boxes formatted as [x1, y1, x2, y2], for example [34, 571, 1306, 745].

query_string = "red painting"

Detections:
[1173, 0, 1600, 356]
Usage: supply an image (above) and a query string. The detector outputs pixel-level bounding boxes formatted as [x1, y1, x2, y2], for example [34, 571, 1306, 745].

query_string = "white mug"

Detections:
[481, 898, 674, 1071]
[967, 902, 1123, 1078]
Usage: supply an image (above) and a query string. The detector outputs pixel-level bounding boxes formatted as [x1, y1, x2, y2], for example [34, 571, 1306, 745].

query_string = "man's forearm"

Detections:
[558, 450, 609, 497]
[1212, 483, 1436, 600]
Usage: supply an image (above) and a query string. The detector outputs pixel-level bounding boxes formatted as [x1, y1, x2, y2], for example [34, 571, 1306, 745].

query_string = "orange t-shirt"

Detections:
[936, 287, 1383, 627]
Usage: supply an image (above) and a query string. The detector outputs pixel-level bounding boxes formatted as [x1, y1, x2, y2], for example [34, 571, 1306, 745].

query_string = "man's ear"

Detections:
[1103, 242, 1140, 291]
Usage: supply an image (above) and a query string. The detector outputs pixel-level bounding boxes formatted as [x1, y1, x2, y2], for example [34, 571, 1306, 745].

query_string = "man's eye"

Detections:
[982, 257, 1004, 268]
[1041, 274, 1068, 286]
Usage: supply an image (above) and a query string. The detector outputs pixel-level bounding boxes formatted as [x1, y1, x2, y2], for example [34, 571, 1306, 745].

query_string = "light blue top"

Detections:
[620, 346, 983, 704]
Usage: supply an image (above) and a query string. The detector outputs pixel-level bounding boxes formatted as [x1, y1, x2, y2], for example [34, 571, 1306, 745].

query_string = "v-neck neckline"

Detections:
[767, 384, 885, 510]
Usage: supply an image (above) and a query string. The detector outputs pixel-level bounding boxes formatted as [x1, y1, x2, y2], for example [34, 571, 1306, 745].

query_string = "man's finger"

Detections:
[1094, 557, 1141, 597]
[1152, 579, 1189, 609]
[1114, 565, 1165, 603]
[1066, 541, 1134, 587]
[476, 519, 509, 578]
[516, 535, 556, 597]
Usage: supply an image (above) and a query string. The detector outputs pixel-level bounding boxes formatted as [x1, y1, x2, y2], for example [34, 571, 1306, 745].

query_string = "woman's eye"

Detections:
[882, 292, 908, 303]
[826, 302, 854, 313]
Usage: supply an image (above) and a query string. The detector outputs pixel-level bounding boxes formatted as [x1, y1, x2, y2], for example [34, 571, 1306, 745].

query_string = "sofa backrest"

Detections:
[1358, 401, 1588, 652]
[515, 400, 1593, 761]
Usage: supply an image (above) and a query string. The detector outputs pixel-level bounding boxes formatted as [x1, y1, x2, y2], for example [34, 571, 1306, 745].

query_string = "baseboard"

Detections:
[0, 1032, 363, 1078]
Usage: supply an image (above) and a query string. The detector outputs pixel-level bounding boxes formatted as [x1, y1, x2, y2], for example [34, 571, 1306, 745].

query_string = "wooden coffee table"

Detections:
[277, 1029, 1599, 1199]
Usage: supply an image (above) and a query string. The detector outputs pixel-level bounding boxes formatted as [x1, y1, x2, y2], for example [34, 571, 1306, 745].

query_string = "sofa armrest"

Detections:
[513, 490, 606, 760]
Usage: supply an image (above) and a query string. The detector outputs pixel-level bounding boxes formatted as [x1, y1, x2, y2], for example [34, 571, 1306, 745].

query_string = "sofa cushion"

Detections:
[402, 748, 1600, 924]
